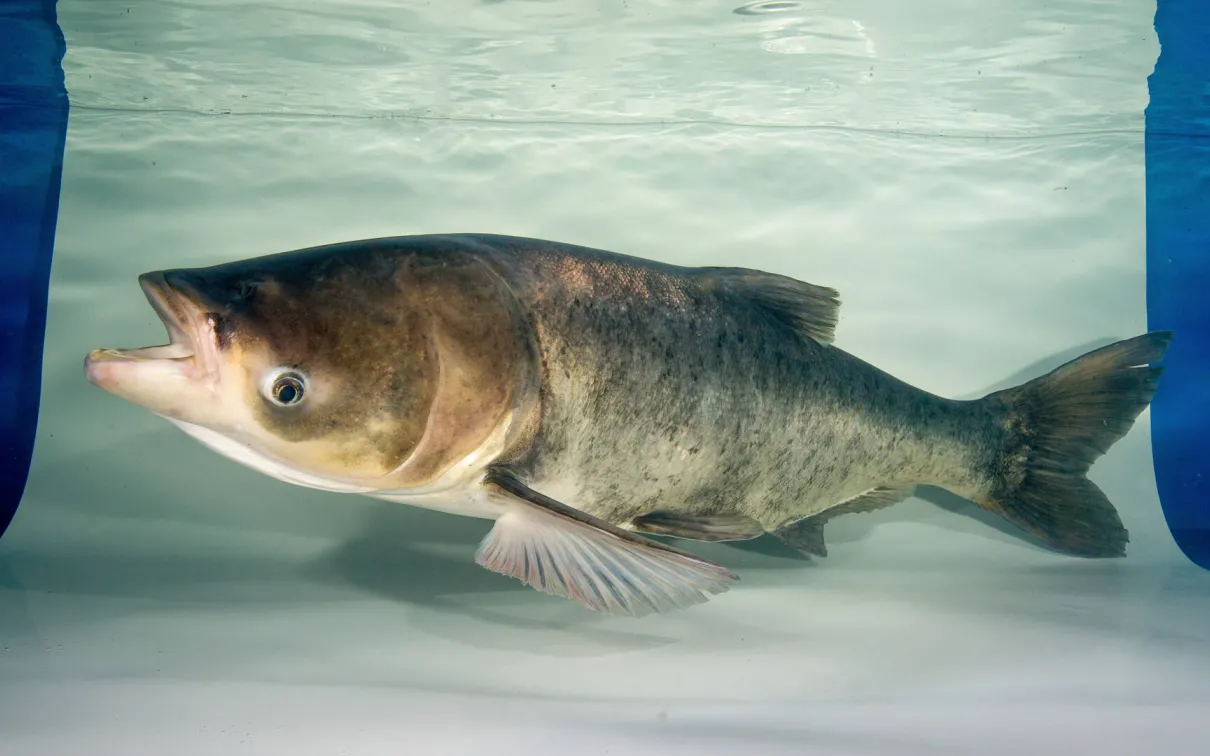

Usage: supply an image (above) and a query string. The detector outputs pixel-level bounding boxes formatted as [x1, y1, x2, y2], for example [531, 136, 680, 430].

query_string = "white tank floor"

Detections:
[4, 469, 1209, 755]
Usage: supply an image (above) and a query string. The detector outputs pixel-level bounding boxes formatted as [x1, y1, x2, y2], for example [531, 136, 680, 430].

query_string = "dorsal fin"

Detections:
[699, 267, 840, 345]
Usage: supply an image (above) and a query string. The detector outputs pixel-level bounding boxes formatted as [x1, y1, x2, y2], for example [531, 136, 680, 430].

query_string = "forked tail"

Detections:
[973, 331, 1173, 557]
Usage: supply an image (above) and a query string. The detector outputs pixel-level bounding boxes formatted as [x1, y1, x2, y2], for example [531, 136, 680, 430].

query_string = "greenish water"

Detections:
[3, 2, 1207, 754]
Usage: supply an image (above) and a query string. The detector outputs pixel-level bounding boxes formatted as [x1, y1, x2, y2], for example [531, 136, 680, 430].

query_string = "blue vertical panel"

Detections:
[1146, 0, 1210, 567]
[0, 0, 68, 539]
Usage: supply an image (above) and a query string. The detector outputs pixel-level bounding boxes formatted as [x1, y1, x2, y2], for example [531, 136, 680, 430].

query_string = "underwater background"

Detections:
[2, 1, 1208, 753]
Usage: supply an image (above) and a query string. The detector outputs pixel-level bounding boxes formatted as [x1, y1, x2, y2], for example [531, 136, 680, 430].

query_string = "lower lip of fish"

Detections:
[100, 343, 195, 360]
[84, 337, 210, 388]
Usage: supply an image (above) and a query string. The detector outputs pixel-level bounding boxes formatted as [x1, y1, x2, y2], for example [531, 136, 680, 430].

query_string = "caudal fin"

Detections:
[975, 331, 1173, 558]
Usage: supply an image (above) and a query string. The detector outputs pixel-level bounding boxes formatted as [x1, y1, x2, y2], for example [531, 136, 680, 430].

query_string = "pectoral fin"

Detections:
[775, 485, 915, 558]
[477, 469, 739, 617]
[629, 510, 766, 542]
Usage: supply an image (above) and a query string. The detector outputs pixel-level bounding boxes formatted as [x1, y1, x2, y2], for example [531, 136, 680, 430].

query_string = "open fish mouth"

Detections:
[85, 271, 219, 384]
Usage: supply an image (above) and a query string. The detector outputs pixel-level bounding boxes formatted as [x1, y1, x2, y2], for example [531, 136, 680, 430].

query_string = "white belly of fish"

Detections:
[164, 416, 504, 520]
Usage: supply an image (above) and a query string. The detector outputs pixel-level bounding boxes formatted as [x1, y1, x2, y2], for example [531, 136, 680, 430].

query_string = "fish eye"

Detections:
[270, 373, 306, 406]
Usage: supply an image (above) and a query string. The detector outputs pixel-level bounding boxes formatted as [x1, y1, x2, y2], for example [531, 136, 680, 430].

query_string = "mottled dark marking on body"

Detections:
[445, 234, 1006, 533]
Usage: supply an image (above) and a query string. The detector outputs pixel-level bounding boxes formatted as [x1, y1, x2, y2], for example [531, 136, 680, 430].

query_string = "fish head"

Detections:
[85, 241, 540, 494]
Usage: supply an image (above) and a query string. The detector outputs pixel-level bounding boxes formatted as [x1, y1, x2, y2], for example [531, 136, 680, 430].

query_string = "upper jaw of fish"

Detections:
[85, 271, 221, 388]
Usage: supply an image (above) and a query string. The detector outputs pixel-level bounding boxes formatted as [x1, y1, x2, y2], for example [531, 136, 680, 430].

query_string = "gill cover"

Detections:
[379, 246, 542, 490]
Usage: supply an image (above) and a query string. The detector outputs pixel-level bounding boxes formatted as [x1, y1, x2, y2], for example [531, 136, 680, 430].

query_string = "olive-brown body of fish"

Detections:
[451, 234, 1166, 559]
[89, 233, 1171, 615]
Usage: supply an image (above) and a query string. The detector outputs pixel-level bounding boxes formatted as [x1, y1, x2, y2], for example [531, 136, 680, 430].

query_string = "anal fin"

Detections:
[476, 469, 739, 617]
[775, 485, 915, 558]
[629, 510, 766, 542]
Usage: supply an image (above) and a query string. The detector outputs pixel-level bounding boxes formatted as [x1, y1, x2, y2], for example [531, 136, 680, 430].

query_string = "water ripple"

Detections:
[733, 1, 805, 15]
